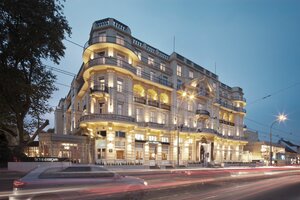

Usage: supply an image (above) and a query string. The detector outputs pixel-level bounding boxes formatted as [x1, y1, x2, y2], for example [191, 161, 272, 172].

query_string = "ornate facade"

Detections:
[52, 18, 247, 166]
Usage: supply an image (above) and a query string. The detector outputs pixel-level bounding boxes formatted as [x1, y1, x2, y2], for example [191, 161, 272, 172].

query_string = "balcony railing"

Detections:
[86, 57, 136, 74]
[84, 36, 135, 52]
[198, 90, 209, 97]
[219, 119, 235, 126]
[137, 122, 167, 129]
[232, 96, 246, 102]
[160, 103, 171, 110]
[86, 57, 173, 88]
[80, 114, 135, 123]
[196, 109, 210, 117]
[147, 100, 159, 107]
[215, 99, 246, 113]
[134, 96, 146, 104]
[90, 85, 109, 94]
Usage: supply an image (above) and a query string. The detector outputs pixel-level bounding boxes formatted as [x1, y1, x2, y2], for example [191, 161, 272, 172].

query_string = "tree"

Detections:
[0, 0, 71, 156]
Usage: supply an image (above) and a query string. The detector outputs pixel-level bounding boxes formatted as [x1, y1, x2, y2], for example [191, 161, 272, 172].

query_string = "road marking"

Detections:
[202, 195, 217, 199]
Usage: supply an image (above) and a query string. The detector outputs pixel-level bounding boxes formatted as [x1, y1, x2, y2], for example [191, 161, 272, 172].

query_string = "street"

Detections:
[1, 167, 300, 200]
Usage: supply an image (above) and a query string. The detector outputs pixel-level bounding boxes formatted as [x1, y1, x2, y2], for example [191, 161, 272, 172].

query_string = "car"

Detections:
[9, 165, 148, 200]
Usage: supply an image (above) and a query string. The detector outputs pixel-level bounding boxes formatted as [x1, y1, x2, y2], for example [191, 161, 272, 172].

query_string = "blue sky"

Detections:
[45, 0, 300, 143]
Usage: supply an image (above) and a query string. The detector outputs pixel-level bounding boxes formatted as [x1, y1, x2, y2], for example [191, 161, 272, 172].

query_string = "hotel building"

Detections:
[47, 18, 247, 166]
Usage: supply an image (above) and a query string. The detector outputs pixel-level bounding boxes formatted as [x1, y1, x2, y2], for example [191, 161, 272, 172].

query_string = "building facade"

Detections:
[51, 18, 247, 166]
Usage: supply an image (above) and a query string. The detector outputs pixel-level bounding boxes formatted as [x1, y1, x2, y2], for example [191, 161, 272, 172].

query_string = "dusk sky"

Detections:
[45, 0, 300, 144]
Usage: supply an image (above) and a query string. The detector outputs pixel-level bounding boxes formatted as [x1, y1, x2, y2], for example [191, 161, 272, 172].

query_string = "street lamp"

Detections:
[269, 113, 287, 166]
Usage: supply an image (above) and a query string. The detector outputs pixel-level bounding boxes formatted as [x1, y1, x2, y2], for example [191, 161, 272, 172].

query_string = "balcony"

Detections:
[90, 85, 109, 98]
[160, 103, 171, 110]
[232, 96, 246, 102]
[215, 99, 246, 113]
[219, 119, 235, 126]
[84, 35, 135, 55]
[196, 109, 210, 119]
[86, 57, 136, 74]
[134, 96, 146, 104]
[147, 100, 159, 107]
[86, 57, 173, 88]
[198, 90, 209, 98]
[80, 114, 135, 124]
[137, 122, 168, 130]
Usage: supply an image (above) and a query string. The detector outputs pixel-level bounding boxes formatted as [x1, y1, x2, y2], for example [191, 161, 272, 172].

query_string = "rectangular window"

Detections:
[149, 135, 157, 141]
[98, 77, 105, 91]
[161, 76, 168, 86]
[161, 113, 166, 124]
[98, 32, 106, 42]
[97, 131, 107, 137]
[97, 148, 106, 159]
[161, 137, 169, 143]
[117, 104, 123, 115]
[150, 71, 154, 81]
[150, 111, 155, 122]
[117, 54, 125, 67]
[136, 108, 143, 122]
[99, 102, 104, 114]
[189, 70, 194, 78]
[135, 51, 142, 60]
[115, 131, 126, 138]
[117, 79, 123, 92]
[116, 34, 124, 45]
[160, 63, 166, 71]
[148, 56, 154, 66]
[177, 79, 182, 89]
[177, 65, 182, 76]
[136, 66, 142, 77]
[135, 134, 145, 141]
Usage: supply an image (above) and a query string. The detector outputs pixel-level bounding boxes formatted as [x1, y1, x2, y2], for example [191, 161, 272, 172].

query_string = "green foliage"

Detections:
[0, 0, 71, 153]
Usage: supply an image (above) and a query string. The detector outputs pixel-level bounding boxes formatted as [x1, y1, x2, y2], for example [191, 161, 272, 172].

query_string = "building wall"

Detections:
[51, 18, 248, 165]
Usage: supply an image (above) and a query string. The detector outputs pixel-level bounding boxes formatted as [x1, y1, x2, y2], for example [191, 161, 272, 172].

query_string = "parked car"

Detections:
[9, 165, 148, 200]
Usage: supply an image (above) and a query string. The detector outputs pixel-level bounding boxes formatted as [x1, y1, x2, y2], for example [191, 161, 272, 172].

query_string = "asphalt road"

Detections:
[1, 167, 300, 200]
[143, 173, 300, 200]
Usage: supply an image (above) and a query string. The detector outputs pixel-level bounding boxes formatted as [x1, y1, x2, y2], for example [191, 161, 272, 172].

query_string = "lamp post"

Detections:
[269, 114, 287, 166]
[176, 91, 194, 167]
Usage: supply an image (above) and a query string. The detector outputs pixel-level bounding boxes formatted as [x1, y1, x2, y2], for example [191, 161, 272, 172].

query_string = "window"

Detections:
[135, 134, 144, 141]
[116, 34, 124, 45]
[161, 137, 169, 143]
[115, 131, 126, 138]
[117, 104, 123, 115]
[150, 111, 155, 122]
[117, 79, 123, 92]
[96, 51, 105, 58]
[177, 65, 182, 76]
[97, 131, 106, 137]
[177, 79, 182, 89]
[136, 66, 142, 77]
[162, 145, 169, 160]
[160, 63, 166, 71]
[98, 32, 106, 42]
[97, 148, 106, 159]
[99, 102, 104, 114]
[188, 102, 193, 111]
[150, 71, 155, 81]
[189, 70, 194, 78]
[149, 135, 157, 141]
[116, 54, 124, 67]
[136, 108, 143, 122]
[161, 113, 166, 124]
[161, 75, 168, 86]
[98, 77, 105, 91]
[148, 56, 154, 65]
[135, 51, 142, 60]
